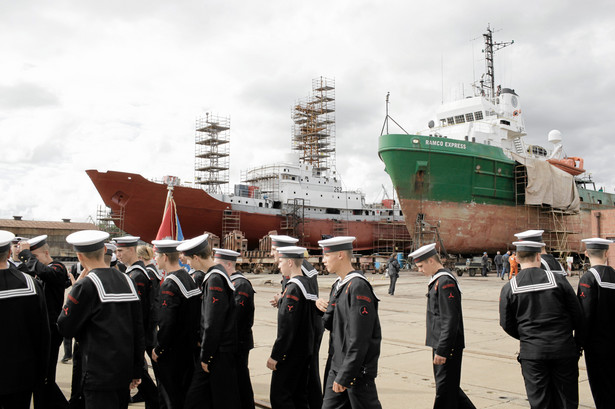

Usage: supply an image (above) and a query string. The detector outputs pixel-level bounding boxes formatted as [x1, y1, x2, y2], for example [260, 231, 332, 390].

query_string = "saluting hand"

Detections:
[316, 298, 328, 312]
[433, 354, 447, 365]
[77, 266, 90, 281]
[332, 381, 346, 393]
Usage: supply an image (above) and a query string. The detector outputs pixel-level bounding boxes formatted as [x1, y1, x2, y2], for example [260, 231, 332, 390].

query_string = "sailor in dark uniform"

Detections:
[181, 235, 241, 409]
[514, 230, 568, 277]
[0, 230, 50, 409]
[267, 246, 315, 409]
[151, 239, 201, 409]
[115, 236, 158, 409]
[409, 243, 475, 409]
[8, 236, 29, 273]
[270, 234, 323, 408]
[576, 238, 615, 409]
[58, 230, 145, 409]
[319, 236, 382, 409]
[499, 239, 581, 409]
[18, 234, 70, 409]
[216, 249, 256, 409]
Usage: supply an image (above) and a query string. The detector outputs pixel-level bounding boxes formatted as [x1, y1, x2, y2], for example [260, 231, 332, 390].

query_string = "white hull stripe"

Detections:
[288, 278, 318, 301]
[511, 270, 557, 294]
[541, 258, 567, 276]
[589, 268, 615, 290]
[146, 266, 162, 280]
[87, 273, 140, 303]
[166, 275, 201, 298]
[428, 271, 462, 293]
[203, 269, 235, 291]
[0, 272, 37, 300]
[301, 264, 318, 278]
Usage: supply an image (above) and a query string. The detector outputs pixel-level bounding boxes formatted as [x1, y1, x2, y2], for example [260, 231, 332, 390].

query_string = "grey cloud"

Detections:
[0, 83, 59, 110]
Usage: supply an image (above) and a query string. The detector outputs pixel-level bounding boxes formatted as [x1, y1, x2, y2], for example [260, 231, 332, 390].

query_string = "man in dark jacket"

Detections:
[319, 236, 382, 409]
[58, 230, 144, 409]
[499, 239, 581, 408]
[410, 243, 475, 409]
[387, 253, 400, 295]
[0, 230, 50, 409]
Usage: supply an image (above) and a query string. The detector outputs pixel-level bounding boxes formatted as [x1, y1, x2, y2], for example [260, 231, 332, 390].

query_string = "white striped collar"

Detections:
[288, 277, 318, 301]
[166, 274, 201, 298]
[203, 268, 235, 291]
[336, 272, 368, 292]
[301, 261, 318, 278]
[541, 258, 567, 276]
[511, 269, 557, 294]
[230, 272, 246, 281]
[0, 272, 37, 300]
[87, 272, 140, 303]
[589, 268, 615, 290]
[127, 263, 148, 276]
[428, 270, 462, 293]
[146, 265, 162, 280]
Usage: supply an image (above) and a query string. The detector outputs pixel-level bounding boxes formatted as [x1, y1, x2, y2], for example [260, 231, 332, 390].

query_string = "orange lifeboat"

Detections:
[547, 156, 586, 176]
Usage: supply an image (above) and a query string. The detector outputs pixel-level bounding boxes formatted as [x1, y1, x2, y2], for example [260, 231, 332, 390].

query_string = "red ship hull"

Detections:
[86, 170, 406, 251]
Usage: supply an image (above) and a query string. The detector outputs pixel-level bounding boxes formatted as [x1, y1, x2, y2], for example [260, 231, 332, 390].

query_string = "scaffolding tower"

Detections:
[292, 77, 336, 172]
[96, 205, 125, 236]
[195, 113, 230, 194]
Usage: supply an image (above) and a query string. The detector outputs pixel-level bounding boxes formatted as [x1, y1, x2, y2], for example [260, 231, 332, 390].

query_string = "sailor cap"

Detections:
[409, 243, 438, 262]
[28, 235, 48, 251]
[152, 239, 182, 254]
[114, 236, 140, 247]
[270, 235, 299, 248]
[214, 248, 240, 261]
[514, 230, 544, 242]
[277, 246, 306, 259]
[0, 230, 16, 253]
[582, 237, 613, 250]
[66, 230, 110, 253]
[513, 241, 546, 252]
[11, 236, 25, 245]
[318, 236, 355, 253]
[105, 242, 117, 255]
[177, 234, 210, 256]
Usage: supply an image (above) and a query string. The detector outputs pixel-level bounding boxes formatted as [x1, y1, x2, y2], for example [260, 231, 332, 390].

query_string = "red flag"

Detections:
[156, 188, 176, 240]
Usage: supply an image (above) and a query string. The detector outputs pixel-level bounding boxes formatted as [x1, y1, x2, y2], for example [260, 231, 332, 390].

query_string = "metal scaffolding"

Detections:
[292, 77, 336, 172]
[194, 113, 230, 194]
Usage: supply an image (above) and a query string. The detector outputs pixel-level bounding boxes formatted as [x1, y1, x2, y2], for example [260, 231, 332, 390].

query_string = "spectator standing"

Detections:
[494, 251, 503, 279]
[502, 251, 510, 280]
[481, 252, 489, 277]
[387, 253, 400, 295]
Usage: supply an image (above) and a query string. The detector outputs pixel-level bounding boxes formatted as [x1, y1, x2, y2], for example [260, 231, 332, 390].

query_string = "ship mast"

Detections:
[480, 24, 514, 101]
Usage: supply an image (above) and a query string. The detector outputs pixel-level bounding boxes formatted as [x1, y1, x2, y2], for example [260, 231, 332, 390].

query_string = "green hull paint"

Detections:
[378, 134, 516, 206]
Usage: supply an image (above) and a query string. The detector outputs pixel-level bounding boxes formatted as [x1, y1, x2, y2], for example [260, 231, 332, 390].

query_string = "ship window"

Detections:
[500, 119, 511, 126]
[447, 117, 454, 125]
[464, 135, 468, 141]
[259, 203, 263, 207]
[580, 197, 584, 202]
[465, 113, 474, 122]
[474, 111, 484, 120]
[472, 137, 476, 142]
[454, 115, 465, 124]
[598, 199, 603, 204]
[530, 146, 547, 156]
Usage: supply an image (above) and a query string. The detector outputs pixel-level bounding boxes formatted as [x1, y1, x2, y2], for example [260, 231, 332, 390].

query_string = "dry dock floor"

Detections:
[56, 270, 595, 408]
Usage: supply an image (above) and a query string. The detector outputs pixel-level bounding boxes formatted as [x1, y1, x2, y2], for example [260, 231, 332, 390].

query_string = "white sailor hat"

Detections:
[582, 238, 613, 250]
[177, 234, 210, 256]
[270, 234, 299, 248]
[277, 246, 306, 259]
[66, 230, 110, 253]
[213, 248, 240, 261]
[28, 235, 48, 251]
[409, 243, 438, 262]
[114, 236, 140, 247]
[11, 236, 25, 244]
[514, 230, 544, 243]
[105, 242, 117, 255]
[152, 239, 182, 254]
[0, 230, 16, 253]
[318, 236, 355, 253]
[512, 241, 546, 252]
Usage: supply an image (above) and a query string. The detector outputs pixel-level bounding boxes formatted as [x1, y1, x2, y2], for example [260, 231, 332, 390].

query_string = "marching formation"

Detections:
[1, 226, 614, 409]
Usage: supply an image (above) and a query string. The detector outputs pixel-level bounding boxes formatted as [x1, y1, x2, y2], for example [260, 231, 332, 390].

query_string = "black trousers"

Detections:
[0, 390, 32, 409]
[585, 349, 614, 409]
[432, 350, 475, 409]
[322, 368, 381, 409]
[388, 275, 398, 295]
[236, 349, 255, 409]
[156, 352, 194, 409]
[270, 355, 311, 409]
[184, 352, 241, 409]
[136, 361, 159, 409]
[68, 342, 84, 409]
[519, 357, 578, 409]
[307, 325, 324, 409]
[34, 326, 68, 409]
[83, 389, 128, 409]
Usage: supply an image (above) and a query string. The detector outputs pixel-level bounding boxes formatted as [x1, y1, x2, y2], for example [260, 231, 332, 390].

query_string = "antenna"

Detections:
[481, 24, 514, 101]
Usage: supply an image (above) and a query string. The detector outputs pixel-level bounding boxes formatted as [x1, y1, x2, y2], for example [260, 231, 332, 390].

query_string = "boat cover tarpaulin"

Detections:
[512, 153, 580, 212]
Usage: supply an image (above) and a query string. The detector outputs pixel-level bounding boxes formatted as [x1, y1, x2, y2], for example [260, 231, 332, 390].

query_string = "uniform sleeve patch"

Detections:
[68, 294, 79, 304]
[360, 306, 369, 316]
[162, 290, 175, 296]
[356, 295, 371, 303]
[286, 294, 299, 301]
[442, 283, 455, 289]
[209, 286, 223, 292]
[137, 282, 146, 287]
[239, 291, 250, 297]
[580, 283, 590, 288]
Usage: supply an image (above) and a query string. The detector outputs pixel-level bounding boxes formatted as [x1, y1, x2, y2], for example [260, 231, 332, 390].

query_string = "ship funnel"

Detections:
[548, 129, 562, 144]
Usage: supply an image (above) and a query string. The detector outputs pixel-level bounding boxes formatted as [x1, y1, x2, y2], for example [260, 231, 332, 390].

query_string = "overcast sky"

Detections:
[1, 0, 614, 223]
